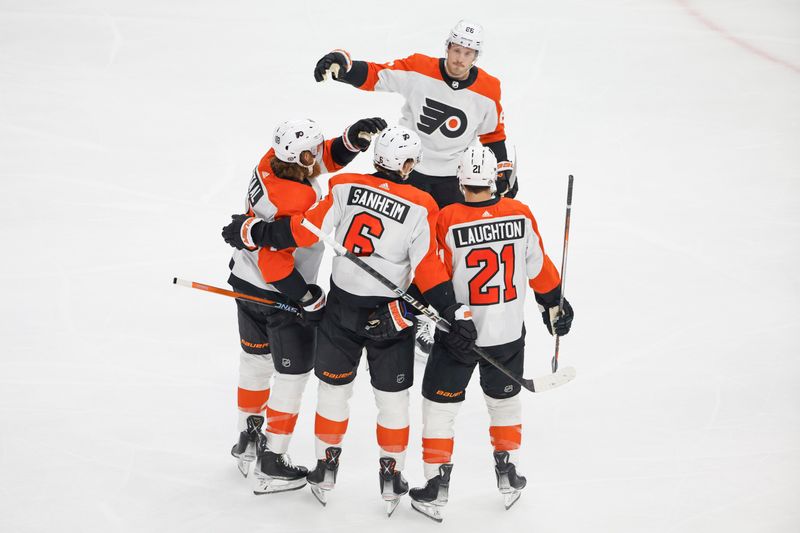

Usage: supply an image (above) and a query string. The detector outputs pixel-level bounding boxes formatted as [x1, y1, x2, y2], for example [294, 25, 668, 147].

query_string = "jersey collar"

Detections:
[463, 195, 501, 207]
[438, 59, 478, 91]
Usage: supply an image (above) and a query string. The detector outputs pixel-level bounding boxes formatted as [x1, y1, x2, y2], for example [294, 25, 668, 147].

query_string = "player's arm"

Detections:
[522, 206, 573, 336]
[476, 80, 516, 198]
[323, 117, 388, 173]
[314, 50, 423, 93]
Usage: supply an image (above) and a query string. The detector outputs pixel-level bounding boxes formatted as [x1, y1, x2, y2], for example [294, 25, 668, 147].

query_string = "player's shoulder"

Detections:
[469, 67, 502, 101]
[496, 196, 535, 217]
[390, 53, 441, 80]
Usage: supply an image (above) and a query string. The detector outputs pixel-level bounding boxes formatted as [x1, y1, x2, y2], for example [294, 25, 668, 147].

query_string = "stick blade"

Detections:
[530, 366, 576, 393]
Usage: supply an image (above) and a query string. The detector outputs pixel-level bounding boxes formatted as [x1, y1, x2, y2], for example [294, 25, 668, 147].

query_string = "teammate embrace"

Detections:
[219, 19, 574, 522]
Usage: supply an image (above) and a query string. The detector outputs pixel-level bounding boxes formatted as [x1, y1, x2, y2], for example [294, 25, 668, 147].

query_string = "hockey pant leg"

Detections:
[314, 380, 355, 460]
[373, 388, 410, 471]
[264, 371, 311, 454]
[237, 351, 274, 430]
[421, 398, 462, 480]
[484, 393, 522, 464]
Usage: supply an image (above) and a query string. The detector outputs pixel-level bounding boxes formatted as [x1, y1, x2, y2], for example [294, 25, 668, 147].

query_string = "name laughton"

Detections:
[347, 187, 410, 223]
[453, 219, 525, 248]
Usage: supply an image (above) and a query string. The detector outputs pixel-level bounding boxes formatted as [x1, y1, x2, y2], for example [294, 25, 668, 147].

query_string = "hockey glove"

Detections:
[540, 298, 574, 336]
[441, 304, 478, 363]
[496, 161, 518, 198]
[363, 299, 415, 341]
[222, 214, 264, 251]
[298, 284, 326, 324]
[314, 50, 351, 82]
[343, 117, 387, 152]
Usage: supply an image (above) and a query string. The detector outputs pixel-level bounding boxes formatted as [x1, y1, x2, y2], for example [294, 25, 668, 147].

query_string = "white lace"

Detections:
[417, 316, 435, 343]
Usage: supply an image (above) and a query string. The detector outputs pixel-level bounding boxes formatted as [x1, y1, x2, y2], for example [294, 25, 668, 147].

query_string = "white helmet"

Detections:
[457, 146, 497, 193]
[446, 20, 484, 55]
[272, 119, 324, 165]
[373, 125, 422, 176]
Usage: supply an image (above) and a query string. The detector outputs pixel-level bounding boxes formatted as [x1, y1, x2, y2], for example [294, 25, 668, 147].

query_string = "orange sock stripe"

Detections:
[315, 413, 349, 445]
[489, 424, 522, 451]
[238, 387, 270, 413]
[376, 425, 409, 453]
[422, 437, 454, 464]
[266, 407, 299, 435]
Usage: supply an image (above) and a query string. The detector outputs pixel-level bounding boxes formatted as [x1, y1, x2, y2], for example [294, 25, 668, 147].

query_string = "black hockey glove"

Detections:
[363, 299, 415, 341]
[222, 214, 264, 251]
[441, 304, 478, 363]
[540, 298, 574, 336]
[496, 161, 518, 198]
[343, 117, 387, 152]
[298, 284, 326, 324]
[314, 50, 350, 82]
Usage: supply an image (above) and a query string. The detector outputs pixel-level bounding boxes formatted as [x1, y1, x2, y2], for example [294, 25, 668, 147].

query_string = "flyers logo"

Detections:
[417, 98, 468, 138]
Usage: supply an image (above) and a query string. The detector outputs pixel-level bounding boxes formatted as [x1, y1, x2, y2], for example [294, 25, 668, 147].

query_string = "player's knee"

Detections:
[316, 380, 355, 421]
[238, 351, 274, 389]
[422, 398, 461, 436]
[373, 388, 409, 427]
[268, 371, 311, 413]
[483, 393, 521, 426]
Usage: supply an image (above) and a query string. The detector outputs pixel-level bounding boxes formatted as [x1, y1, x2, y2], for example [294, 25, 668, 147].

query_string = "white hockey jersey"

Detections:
[437, 197, 561, 347]
[349, 53, 505, 177]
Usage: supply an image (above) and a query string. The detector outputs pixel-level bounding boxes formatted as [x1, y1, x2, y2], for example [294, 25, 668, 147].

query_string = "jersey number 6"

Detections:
[343, 212, 384, 256]
[466, 244, 518, 305]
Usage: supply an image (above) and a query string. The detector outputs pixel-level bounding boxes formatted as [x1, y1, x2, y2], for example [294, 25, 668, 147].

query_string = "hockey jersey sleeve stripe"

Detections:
[376, 424, 410, 453]
[489, 424, 522, 451]
[422, 437, 454, 464]
[315, 413, 349, 445]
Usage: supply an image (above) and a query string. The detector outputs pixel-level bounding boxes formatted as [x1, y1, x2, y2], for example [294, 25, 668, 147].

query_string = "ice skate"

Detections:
[306, 446, 341, 506]
[230, 415, 264, 477]
[414, 315, 434, 363]
[494, 451, 526, 509]
[252, 435, 309, 494]
[409, 463, 452, 523]
[379, 457, 408, 517]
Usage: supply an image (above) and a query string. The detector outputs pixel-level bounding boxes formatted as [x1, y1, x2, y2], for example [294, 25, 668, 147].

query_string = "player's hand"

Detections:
[314, 50, 350, 82]
[442, 304, 478, 362]
[541, 298, 574, 336]
[496, 161, 518, 198]
[363, 299, 415, 340]
[222, 214, 263, 251]
[344, 117, 387, 152]
[298, 284, 326, 324]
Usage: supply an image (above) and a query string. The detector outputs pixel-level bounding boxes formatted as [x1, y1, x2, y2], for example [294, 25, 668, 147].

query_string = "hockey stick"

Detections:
[300, 219, 576, 393]
[172, 277, 301, 316]
[551, 175, 574, 373]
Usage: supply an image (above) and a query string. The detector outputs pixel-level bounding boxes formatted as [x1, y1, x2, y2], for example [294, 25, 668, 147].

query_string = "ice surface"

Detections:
[1, 1, 798, 531]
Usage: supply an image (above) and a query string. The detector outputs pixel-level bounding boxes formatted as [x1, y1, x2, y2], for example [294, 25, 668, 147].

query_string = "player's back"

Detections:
[437, 197, 548, 347]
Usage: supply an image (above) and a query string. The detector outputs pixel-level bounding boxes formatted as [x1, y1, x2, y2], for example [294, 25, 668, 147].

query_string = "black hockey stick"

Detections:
[300, 220, 576, 393]
[173, 277, 301, 316]
[551, 175, 574, 373]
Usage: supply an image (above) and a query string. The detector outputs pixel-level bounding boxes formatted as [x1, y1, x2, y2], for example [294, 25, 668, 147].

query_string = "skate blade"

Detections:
[410, 500, 443, 523]
[384, 497, 401, 517]
[503, 490, 521, 510]
[253, 471, 308, 495]
[237, 458, 253, 478]
[234, 441, 257, 478]
[310, 484, 330, 506]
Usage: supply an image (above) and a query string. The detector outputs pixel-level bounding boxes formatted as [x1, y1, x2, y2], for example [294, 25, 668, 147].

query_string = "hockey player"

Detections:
[408, 147, 574, 521]
[226, 116, 386, 494]
[222, 126, 478, 515]
[313, 20, 511, 362]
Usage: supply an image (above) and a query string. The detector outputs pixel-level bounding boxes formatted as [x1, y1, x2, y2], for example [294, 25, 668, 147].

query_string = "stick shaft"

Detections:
[552, 175, 574, 373]
[173, 277, 300, 315]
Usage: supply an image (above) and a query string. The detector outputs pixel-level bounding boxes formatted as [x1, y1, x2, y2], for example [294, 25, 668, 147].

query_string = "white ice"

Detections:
[1, 1, 798, 531]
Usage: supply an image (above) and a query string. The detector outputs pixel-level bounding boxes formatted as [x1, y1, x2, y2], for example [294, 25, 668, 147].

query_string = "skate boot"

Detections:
[379, 457, 408, 517]
[494, 450, 526, 509]
[252, 434, 309, 495]
[230, 415, 264, 477]
[414, 315, 434, 364]
[409, 463, 452, 523]
[306, 446, 341, 506]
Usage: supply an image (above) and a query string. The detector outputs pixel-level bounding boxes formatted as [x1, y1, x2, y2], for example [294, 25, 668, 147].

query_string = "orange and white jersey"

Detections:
[229, 141, 343, 294]
[348, 53, 505, 177]
[437, 197, 561, 347]
[288, 172, 450, 299]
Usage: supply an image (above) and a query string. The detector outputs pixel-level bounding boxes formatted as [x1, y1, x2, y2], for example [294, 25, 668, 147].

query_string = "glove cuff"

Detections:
[497, 161, 513, 173]
[241, 217, 264, 250]
[299, 285, 326, 313]
[331, 49, 352, 72]
[341, 125, 361, 152]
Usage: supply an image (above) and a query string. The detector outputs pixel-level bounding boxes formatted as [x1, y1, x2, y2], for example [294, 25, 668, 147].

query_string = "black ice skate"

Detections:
[494, 450, 527, 509]
[230, 415, 264, 477]
[306, 446, 341, 506]
[252, 434, 309, 494]
[414, 315, 434, 363]
[409, 463, 452, 523]
[379, 457, 408, 517]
